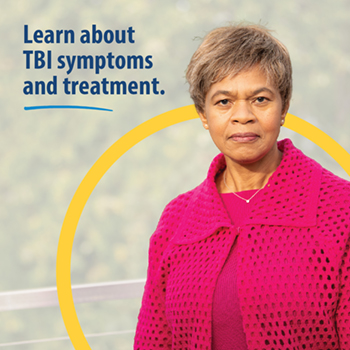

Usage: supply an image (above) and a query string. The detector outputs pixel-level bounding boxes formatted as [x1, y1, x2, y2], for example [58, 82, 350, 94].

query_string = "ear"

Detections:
[198, 111, 209, 130]
[280, 101, 290, 126]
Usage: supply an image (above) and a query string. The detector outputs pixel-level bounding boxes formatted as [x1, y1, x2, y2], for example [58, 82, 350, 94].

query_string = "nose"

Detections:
[231, 101, 255, 124]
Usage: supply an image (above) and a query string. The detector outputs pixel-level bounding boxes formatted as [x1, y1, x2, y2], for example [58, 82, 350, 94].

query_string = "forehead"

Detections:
[207, 66, 278, 97]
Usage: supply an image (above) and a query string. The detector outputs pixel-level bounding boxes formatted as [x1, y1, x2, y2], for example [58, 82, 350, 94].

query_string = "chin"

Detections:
[230, 146, 276, 165]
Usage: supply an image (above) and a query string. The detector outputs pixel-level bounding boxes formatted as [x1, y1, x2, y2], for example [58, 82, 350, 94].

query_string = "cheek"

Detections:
[263, 113, 282, 133]
[208, 120, 225, 139]
[268, 120, 281, 132]
[207, 125, 226, 150]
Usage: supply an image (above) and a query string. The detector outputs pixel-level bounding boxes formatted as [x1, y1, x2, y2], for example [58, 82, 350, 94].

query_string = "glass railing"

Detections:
[0, 279, 145, 348]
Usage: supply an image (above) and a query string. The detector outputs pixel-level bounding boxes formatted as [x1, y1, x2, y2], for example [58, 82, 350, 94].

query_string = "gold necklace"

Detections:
[223, 170, 266, 203]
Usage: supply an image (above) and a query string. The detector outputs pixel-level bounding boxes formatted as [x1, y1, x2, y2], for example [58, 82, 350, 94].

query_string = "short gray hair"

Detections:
[186, 24, 292, 114]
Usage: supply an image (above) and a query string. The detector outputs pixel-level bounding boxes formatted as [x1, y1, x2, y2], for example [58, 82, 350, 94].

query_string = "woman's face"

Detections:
[199, 65, 288, 167]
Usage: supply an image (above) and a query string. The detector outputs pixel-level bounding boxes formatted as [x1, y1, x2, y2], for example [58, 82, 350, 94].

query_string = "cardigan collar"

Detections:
[171, 139, 323, 245]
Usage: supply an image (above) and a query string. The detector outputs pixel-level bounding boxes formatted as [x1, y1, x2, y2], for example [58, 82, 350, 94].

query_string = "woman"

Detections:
[134, 24, 350, 350]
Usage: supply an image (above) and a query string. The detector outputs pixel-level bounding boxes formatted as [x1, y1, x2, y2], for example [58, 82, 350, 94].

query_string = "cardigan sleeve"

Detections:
[336, 232, 350, 348]
[134, 194, 188, 349]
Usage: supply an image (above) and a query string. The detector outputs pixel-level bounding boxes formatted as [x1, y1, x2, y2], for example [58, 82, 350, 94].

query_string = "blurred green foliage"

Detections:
[1, 0, 350, 348]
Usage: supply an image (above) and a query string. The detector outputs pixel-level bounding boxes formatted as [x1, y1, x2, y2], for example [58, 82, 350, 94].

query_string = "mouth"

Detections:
[230, 133, 260, 143]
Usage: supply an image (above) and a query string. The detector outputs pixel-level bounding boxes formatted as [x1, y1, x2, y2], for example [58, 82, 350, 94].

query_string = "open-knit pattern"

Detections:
[134, 139, 350, 350]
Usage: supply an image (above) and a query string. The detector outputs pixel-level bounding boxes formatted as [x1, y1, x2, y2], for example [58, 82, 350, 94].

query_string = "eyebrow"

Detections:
[210, 87, 275, 101]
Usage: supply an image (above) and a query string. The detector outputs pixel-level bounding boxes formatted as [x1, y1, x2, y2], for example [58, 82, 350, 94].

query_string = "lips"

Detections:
[230, 133, 259, 142]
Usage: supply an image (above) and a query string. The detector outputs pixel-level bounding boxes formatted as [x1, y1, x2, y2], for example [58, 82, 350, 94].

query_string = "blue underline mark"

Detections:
[24, 105, 113, 112]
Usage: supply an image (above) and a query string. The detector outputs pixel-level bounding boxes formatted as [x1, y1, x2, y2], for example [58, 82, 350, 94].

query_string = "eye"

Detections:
[256, 96, 267, 103]
[218, 99, 229, 105]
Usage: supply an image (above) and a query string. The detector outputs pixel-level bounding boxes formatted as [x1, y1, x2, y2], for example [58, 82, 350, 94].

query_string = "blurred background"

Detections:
[1, 0, 350, 349]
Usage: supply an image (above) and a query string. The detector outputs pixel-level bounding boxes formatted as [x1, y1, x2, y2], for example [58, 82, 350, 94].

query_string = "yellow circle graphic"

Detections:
[56, 105, 350, 349]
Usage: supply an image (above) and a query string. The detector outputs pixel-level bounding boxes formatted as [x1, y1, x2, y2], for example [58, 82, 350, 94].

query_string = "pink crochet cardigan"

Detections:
[134, 138, 350, 350]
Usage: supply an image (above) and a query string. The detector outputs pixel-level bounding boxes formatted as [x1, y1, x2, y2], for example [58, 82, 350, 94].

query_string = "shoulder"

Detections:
[156, 189, 196, 229]
[280, 138, 350, 198]
[150, 153, 225, 243]
[147, 153, 225, 257]
[320, 167, 350, 188]
[149, 183, 204, 249]
[319, 167, 350, 202]
[317, 168, 350, 250]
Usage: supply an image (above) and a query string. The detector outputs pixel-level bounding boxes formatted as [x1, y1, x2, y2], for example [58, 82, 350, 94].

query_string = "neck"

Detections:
[217, 147, 283, 193]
